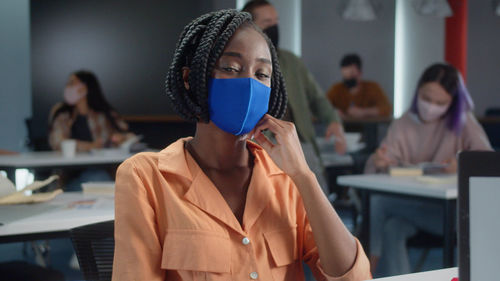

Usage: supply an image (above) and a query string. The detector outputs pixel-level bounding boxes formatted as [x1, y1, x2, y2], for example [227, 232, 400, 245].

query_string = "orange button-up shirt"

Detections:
[113, 137, 370, 281]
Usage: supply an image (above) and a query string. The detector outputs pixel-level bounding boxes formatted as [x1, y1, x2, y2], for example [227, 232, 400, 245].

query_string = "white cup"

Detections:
[61, 139, 77, 158]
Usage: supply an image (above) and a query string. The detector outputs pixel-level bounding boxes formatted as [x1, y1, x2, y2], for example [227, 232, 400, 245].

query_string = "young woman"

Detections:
[49, 70, 132, 152]
[365, 63, 492, 276]
[49, 70, 134, 190]
[112, 9, 370, 281]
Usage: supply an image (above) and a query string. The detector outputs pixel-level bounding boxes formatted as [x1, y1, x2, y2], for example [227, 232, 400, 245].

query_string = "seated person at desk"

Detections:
[365, 63, 492, 276]
[49, 70, 132, 152]
[326, 54, 391, 119]
[48, 70, 134, 190]
[112, 9, 371, 281]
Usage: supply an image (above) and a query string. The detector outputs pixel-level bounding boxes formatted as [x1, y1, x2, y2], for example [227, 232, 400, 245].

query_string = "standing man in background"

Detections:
[242, 0, 347, 195]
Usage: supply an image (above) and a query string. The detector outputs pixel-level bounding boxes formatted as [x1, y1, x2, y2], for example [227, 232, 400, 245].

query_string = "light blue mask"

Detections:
[208, 78, 271, 135]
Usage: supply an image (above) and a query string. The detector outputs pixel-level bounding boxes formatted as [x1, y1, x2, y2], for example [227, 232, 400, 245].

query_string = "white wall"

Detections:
[0, 0, 32, 151]
[30, 1, 212, 139]
[467, 0, 500, 116]
[213, 0, 236, 10]
[302, 0, 396, 102]
[394, 0, 445, 117]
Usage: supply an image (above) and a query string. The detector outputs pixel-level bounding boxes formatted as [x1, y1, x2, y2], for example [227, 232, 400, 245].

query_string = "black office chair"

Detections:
[25, 118, 51, 151]
[407, 230, 446, 272]
[70, 220, 115, 281]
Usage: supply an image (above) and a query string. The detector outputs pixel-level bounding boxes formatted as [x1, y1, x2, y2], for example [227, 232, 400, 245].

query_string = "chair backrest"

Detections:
[485, 107, 500, 117]
[70, 220, 115, 281]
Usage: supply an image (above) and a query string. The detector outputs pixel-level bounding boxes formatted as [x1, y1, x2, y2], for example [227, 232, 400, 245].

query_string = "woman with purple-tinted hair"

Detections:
[364, 63, 492, 276]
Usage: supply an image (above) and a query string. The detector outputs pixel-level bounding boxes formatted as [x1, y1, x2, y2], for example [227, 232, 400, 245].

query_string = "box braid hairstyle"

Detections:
[166, 9, 287, 123]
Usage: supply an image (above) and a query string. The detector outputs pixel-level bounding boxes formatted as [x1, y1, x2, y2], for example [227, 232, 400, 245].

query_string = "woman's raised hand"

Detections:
[253, 114, 311, 178]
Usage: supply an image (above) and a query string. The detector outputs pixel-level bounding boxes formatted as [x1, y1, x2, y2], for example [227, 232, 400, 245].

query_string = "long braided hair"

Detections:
[166, 9, 287, 123]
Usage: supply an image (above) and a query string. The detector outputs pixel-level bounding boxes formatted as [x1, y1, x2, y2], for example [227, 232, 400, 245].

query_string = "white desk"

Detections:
[370, 267, 458, 281]
[0, 192, 114, 243]
[0, 150, 132, 168]
[320, 152, 354, 167]
[316, 136, 366, 168]
[0, 150, 133, 182]
[338, 174, 457, 199]
[338, 174, 457, 267]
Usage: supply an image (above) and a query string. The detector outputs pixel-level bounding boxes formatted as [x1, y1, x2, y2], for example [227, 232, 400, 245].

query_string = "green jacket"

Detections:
[278, 49, 340, 152]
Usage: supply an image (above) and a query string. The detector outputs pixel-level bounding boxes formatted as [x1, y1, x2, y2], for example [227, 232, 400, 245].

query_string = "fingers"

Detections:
[254, 132, 274, 152]
[374, 145, 397, 168]
[325, 131, 333, 140]
[325, 122, 338, 138]
[335, 141, 347, 155]
[252, 114, 299, 152]
[254, 114, 290, 139]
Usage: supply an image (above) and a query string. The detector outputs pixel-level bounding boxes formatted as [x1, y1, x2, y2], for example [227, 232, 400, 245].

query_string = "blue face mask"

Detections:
[208, 77, 271, 136]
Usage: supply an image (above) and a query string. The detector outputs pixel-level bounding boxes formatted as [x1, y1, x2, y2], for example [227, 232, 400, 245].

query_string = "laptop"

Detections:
[458, 151, 500, 281]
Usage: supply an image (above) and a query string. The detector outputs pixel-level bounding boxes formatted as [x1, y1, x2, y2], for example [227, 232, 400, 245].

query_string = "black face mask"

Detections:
[263, 24, 279, 48]
[343, 78, 358, 89]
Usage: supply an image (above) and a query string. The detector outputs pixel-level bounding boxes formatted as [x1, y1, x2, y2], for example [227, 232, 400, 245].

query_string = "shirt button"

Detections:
[250, 272, 258, 279]
[242, 237, 250, 245]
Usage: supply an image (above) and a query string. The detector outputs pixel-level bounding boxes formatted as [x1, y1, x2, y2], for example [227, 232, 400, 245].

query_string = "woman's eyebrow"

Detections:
[222, 52, 242, 58]
[257, 58, 272, 65]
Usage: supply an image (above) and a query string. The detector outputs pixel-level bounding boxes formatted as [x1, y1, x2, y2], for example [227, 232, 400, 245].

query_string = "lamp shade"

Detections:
[342, 0, 377, 21]
[414, 0, 453, 17]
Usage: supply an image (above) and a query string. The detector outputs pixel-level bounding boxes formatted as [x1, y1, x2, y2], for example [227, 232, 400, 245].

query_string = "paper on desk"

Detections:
[416, 174, 457, 185]
[81, 181, 115, 195]
[0, 174, 16, 198]
[65, 197, 113, 210]
[0, 175, 62, 205]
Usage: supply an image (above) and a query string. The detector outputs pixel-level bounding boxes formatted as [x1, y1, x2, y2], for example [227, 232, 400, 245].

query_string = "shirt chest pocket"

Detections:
[161, 229, 231, 277]
[263, 226, 299, 280]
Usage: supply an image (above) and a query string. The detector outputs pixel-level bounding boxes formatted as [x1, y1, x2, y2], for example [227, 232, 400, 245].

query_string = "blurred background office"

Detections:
[2, 0, 499, 153]
[1, 0, 500, 280]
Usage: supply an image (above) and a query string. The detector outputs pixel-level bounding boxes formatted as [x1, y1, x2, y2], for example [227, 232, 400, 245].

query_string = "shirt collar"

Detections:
[157, 137, 286, 233]
[157, 137, 284, 179]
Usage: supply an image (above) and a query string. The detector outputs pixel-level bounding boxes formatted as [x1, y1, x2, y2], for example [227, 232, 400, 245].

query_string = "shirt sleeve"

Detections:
[326, 84, 347, 113]
[364, 118, 403, 174]
[110, 111, 129, 132]
[112, 158, 166, 281]
[299, 59, 341, 124]
[369, 83, 392, 117]
[314, 239, 372, 281]
[298, 195, 371, 281]
[48, 111, 71, 151]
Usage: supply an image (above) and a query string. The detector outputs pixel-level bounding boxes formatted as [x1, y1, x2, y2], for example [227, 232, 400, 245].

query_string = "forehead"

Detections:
[252, 5, 278, 21]
[69, 75, 81, 83]
[419, 82, 451, 101]
[220, 26, 271, 61]
[340, 64, 360, 74]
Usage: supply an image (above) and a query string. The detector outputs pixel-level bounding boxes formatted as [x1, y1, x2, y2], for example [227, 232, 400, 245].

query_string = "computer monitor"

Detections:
[458, 151, 500, 281]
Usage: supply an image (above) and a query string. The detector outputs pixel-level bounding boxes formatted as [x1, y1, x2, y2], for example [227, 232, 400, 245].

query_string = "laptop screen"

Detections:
[458, 151, 500, 281]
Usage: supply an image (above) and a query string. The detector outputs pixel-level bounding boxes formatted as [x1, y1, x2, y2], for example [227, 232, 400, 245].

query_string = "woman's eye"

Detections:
[222, 67, 239, 73]
[256, 72, 270, 79]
